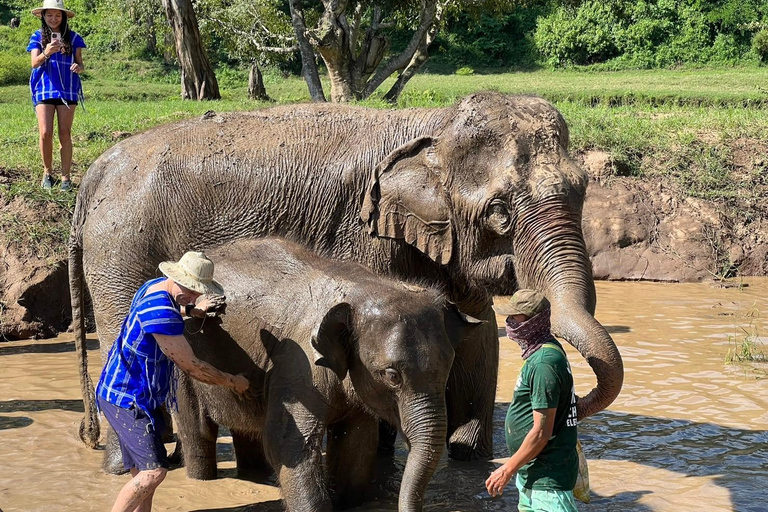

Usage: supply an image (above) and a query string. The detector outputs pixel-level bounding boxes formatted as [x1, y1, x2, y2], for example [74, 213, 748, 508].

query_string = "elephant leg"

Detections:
[377, 419, 398, 455]
[232, 430, 273, 481]
[327, 414, 378, 509]
[103, 426, 128, 475]
[446, 308, 498, 461]
[263, 399, 330, 512]
[175, 375, 219, 480]
[178, 413, 219, 480]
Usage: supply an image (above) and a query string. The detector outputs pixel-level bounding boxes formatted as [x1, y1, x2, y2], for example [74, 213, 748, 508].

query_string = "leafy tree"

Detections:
[286, 0, 515, 103]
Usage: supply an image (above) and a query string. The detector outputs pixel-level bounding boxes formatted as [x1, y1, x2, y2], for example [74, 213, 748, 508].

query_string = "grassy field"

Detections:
[1, 62, 767, 257]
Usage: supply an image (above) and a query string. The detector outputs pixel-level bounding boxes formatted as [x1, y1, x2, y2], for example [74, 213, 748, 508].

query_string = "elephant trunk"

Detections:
[550, 292, 624, 420]
[516, 198, 624, 419]
[398, 394, 447, 512]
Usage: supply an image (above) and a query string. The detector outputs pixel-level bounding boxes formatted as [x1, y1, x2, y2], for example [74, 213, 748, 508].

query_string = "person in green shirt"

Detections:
[486, 289, 579, 512]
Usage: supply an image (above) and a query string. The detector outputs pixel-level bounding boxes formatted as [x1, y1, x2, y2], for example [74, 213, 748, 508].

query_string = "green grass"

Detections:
[396, 67, 768, 108]
[725, 307, 767, 371]
[2, 63, 768, 258]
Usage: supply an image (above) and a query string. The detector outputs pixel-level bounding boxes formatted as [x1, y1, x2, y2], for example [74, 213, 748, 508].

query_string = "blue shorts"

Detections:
[98, 397, 169, 471]
[516, 474, 578, 512]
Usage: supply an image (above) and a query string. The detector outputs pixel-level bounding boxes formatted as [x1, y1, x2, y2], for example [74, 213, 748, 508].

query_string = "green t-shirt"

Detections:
[504, 339, 578, 491]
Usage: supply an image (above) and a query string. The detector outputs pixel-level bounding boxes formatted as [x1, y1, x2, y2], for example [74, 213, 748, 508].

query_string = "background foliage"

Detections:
[2, 0, 766, 75]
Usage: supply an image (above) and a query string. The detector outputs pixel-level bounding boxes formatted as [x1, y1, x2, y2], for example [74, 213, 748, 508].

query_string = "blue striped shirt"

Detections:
[26, 30, 86, 105]
[96, 278, 185, 420]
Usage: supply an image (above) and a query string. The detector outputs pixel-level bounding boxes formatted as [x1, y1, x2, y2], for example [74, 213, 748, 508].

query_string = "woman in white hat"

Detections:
[96, 251, 250, 512]
[27, 0, 86, 191]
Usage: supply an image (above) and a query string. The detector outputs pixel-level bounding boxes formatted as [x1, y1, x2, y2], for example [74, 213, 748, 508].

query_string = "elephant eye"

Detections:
[486, 201, 512, 235]
[381, 368, 402, 387]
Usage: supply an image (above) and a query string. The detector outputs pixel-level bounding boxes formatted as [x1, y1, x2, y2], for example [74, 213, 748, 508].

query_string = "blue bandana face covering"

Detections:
[505, 305, 554, 359]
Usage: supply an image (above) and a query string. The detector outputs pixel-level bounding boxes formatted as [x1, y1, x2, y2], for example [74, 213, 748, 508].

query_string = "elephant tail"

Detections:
[69, 188, 100, 448]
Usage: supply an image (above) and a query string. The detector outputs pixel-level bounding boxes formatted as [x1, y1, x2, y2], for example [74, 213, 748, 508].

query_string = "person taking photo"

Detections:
[27, 0, 85, 191]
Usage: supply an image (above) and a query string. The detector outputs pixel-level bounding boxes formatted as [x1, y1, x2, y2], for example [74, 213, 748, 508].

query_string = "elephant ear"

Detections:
[360, 136, 454, 265]
[310, 303, 353, 380]
[443, 302, 485, 350]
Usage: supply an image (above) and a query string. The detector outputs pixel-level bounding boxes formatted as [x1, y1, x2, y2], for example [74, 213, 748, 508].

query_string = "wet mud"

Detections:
[0, 280, 766, 511]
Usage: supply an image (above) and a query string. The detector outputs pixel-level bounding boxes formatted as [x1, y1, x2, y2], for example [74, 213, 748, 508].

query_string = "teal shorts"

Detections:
[516, 474, 578, 512]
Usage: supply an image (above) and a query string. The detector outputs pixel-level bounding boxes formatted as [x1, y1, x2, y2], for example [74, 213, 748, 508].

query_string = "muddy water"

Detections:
[1, 280, 766, 512]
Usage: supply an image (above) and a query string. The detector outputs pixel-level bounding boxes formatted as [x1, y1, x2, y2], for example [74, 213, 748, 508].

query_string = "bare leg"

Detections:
[55, 103, 77, 182]
[110, 467, 166, 512]
[35, 104, 56, 177]
[127, 468, 157, 512]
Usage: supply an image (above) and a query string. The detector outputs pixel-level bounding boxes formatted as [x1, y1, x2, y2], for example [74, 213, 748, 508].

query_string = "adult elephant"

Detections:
[70, 92, 623, 471]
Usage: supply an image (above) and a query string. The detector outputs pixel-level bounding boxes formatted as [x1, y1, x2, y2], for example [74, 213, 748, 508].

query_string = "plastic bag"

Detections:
[573, 438, 591, 503]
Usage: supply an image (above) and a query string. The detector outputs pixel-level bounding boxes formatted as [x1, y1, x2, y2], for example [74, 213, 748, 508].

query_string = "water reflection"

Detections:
[582, 410, 768, 512]
[0, 338, 99, 356]
[0, 416, 33, 430]
[0, 399, 84, 413]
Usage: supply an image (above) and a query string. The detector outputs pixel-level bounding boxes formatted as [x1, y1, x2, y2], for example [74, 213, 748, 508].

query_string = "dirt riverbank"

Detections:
[1, 149, 767, 340]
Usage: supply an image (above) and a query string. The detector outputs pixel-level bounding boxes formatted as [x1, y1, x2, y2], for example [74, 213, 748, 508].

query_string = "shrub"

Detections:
[0, 53, 29, 86]
[754, 29, 768, 63]
[455, 66, 474, 76]
[535, 2, 621, 66]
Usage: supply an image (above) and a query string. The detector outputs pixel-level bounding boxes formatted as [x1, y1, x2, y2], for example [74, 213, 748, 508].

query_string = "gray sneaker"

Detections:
[60, 179, 72, 192]
[41, 174, 54, 189]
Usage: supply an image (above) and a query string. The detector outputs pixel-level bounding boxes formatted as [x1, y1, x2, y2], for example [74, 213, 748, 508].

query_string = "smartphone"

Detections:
[51, 32, 61, 42]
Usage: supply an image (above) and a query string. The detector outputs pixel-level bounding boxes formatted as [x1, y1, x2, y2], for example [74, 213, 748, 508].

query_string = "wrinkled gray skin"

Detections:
[174, 237, 478, 511]
[70, 92, 623, 471]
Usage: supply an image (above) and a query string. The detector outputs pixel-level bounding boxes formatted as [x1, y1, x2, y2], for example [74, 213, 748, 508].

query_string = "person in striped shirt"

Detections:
[27, 0, 86, 191]
[96, 251, 250, 512]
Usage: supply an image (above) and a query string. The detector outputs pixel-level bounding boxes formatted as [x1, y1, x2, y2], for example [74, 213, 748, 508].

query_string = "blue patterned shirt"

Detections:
[26, 30, 86, 105]
[96, 278, 185, 420]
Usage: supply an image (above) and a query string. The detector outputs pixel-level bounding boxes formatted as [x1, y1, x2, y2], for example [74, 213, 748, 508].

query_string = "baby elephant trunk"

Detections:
[398, 394, 448, 512]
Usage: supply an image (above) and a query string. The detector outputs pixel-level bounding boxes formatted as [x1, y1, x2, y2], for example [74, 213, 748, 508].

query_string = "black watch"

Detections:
[184, 303, 195, 317]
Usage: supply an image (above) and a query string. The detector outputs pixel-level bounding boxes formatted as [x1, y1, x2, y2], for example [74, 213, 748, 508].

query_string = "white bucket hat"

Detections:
[32, 0, 75, 18]
[159, 251, 224, 296]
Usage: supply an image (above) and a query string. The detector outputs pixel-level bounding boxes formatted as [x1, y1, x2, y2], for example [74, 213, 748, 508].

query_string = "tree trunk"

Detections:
[288, 0, 326, 102]
[248, 63, 271, 101]
[362, 0, 437, 99]
[161, 0, 220, 100]
[382, 1, 441, 103]
[310, 2, 356, 102]
[146, 15, 157, 56]
[383, 34, 429, 103]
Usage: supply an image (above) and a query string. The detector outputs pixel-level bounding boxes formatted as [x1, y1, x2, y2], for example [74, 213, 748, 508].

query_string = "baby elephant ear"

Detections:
[360, 136, 453, 265]
[310, 303, 352, 381]
[443, 302, 485, 350]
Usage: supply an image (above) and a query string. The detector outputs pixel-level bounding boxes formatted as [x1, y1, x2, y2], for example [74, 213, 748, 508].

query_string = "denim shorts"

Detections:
[98, 397, 169, 471]
[516, 474, 578, 512]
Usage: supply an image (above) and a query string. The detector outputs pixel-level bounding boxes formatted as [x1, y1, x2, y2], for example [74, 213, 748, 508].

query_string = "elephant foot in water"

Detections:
[447, 419, 493, 461]
[377, 420, 398, 456]
[232, 431, 276, 484]
[103, 428, 129, 475]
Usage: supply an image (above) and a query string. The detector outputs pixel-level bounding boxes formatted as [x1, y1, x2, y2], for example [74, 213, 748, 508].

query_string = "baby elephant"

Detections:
[175, 237, 481, 512]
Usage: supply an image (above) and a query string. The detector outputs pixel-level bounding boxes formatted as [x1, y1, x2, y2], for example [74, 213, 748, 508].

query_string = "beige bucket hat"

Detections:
[159, 251, 224, 296]
[32, 0, 75, 18]
[493, 289, 550, 317]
